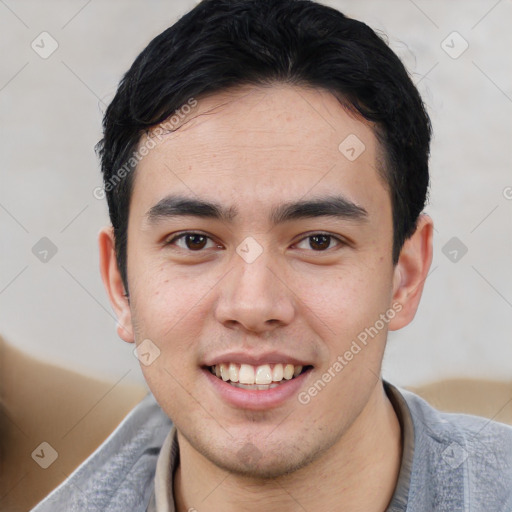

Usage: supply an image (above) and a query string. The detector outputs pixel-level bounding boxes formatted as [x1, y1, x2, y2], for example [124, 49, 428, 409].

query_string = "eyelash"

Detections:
[164, 231, 346, 253]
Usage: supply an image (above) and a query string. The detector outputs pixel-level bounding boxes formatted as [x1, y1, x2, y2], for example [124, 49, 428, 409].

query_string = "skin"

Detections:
[99, 83, 433, 511]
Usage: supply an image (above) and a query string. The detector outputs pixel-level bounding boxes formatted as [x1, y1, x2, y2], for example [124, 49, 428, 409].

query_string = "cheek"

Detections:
[130, 267, 212, 417]
[293, 261, 393, 340]
[129, 260, 214, 339]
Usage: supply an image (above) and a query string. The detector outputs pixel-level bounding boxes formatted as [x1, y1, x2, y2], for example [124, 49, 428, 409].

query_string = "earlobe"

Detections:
[388, 214, 433, 331]
[98, 226, 135, 343]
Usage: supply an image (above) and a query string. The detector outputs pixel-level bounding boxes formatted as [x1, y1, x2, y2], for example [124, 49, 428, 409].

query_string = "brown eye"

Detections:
[184, 233, 208, 250]
[294, 233, 344, 252]
[165, 232, 218, 251]
[309, 234, 331, 250]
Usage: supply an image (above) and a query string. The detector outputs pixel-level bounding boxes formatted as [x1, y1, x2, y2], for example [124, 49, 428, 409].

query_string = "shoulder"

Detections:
[400, 385, 512, 451]
[396, 385, 512, 508]
[29, 393, 173, 512]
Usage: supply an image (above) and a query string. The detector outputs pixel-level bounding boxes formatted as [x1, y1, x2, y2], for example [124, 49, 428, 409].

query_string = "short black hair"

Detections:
[97, 0, 431, 292]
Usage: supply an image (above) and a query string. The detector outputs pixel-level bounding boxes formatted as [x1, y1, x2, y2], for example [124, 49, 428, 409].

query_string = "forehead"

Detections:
[130, 84, 390, 224]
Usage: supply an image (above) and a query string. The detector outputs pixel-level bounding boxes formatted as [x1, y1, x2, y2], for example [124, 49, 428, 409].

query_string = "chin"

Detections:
[211, 450, 311, 479]
[195, 433, 332, 480]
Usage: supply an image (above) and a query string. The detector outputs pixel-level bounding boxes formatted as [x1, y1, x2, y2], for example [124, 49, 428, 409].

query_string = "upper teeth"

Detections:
[212, 363, 303, 385]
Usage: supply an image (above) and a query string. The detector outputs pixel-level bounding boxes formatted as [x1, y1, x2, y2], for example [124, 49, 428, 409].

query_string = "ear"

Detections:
[98, 226, 134, 343]
[388, 214, 433, 331]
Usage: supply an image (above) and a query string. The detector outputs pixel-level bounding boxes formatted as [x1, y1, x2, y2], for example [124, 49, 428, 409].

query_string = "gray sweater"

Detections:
[30, 384, 512, 511]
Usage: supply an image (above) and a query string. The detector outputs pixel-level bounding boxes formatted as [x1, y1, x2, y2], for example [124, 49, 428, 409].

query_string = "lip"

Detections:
[203, 351, 312, 367]
[202, 366, 313, 411]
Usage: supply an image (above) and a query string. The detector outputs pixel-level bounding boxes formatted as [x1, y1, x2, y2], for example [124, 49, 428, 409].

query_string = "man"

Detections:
[30, 0, 512, 511]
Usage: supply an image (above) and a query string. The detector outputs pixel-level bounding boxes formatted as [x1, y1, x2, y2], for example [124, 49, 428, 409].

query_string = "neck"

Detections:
[174, 382, 402, 512]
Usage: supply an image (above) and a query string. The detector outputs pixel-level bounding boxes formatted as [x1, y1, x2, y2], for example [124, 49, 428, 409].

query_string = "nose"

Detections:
[214, 247, 295, 334]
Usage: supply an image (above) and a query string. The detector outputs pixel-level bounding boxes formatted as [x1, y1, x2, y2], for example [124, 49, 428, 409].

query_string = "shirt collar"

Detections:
[147, 424, 179, 512]
[383, 381, 414, 511]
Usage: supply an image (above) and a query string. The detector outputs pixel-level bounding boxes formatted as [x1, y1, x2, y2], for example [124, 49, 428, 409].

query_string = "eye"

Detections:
[165, 232, 221, 251]
[164, 231, 345, 253]
[294, 233, 344, 251]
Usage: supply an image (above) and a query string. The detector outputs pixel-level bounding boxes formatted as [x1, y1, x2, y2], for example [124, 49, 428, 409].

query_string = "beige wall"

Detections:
[0, 0, 511, 387]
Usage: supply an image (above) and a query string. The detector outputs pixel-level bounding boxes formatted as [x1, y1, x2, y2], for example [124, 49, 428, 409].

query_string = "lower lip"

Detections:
[202, 368, 312, 411]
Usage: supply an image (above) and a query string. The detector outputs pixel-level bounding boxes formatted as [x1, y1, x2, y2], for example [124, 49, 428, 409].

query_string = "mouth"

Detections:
[207, 362, 313, 390]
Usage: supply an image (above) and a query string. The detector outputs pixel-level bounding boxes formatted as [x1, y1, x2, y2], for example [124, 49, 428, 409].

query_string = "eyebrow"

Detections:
[145, 194, 368, 226]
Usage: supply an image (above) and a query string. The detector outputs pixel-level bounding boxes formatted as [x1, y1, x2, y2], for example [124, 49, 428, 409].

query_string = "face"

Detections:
[102, 84, 422, 478]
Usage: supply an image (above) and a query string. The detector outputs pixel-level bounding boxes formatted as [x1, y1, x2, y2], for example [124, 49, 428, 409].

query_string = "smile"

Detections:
[208, 363, 311, 390]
